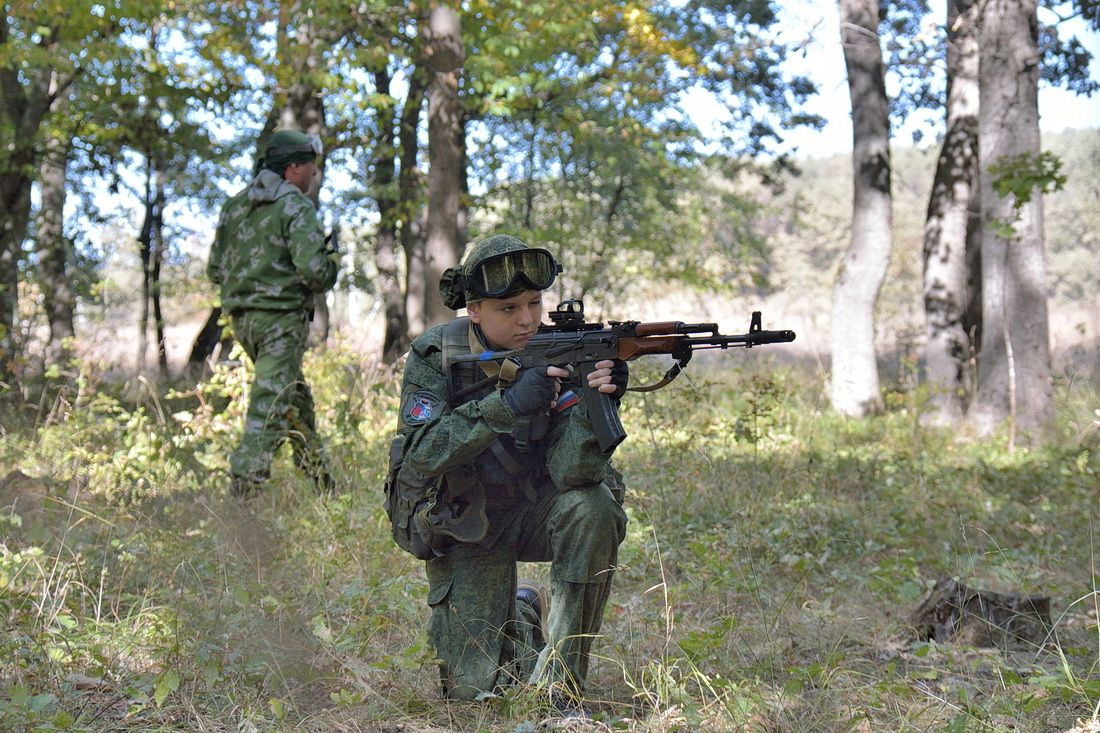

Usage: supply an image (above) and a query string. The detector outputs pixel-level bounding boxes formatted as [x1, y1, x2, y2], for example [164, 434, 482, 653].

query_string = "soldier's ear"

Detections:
[466, 302, 482, 324]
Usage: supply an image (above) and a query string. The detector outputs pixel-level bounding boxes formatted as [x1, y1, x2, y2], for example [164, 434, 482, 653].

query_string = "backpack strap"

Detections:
[441, 317, 492, 406]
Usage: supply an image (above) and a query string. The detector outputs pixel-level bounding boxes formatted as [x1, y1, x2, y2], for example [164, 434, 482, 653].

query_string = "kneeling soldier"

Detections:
[387, 235, 629, 711]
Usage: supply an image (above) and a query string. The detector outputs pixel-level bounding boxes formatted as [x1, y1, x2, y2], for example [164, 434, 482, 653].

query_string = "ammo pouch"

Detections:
[384, 434, 490, 560]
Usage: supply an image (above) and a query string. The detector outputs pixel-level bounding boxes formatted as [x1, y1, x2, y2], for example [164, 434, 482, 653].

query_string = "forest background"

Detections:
[1, 0, 1099, 731]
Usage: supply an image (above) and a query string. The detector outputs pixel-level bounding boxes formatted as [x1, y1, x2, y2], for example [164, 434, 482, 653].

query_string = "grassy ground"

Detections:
[1, 341, 1097, 732]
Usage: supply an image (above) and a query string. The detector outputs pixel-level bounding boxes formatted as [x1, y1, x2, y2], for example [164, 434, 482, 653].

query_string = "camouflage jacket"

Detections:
[206, 169, 337, 312]
[397, 321, 613, 544]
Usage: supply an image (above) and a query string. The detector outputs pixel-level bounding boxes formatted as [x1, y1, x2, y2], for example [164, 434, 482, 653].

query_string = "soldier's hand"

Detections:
[587, 359, 628, 398]
[504, 366, 566, 417]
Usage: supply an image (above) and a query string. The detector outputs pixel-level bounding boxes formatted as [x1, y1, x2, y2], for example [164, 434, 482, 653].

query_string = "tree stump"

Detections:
[911, 576, 1052, 648]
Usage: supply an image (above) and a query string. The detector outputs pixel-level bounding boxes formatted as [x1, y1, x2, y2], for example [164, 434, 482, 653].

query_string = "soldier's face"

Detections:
[467, 290, 543, 350]
[285, 160, 317, 193]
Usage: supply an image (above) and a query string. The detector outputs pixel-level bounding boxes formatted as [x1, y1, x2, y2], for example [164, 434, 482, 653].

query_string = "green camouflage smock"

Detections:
[397, 321, 628, 700]
[207, 170, 338, 485]
[207, 169, 336, 312]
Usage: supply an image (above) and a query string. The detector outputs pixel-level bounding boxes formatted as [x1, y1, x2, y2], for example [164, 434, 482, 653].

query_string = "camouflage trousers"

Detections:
[229, 308, 329, 484]
[424, 481, 627, 701]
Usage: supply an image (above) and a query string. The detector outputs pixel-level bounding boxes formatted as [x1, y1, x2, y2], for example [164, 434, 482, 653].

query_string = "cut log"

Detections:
[911, 576, 1051, 648]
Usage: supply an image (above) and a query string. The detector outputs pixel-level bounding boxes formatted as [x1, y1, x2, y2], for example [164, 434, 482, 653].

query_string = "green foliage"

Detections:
[462, 0, 814, 303]
[8, 348, 1095, 730]
[988, 150, 1068, 237]
[981, 147, 1064, 238]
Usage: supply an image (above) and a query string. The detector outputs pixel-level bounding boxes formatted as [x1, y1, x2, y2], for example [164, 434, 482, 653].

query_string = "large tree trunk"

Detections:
[400, 68, 428, 337]
[372, 68, 410, 365]
[279, 82, 331, 346]
[0, 15, 78, 384]
[36, 83, 75, 369]
[422, 6, 466, 330]
[274, 11, 330, 345]
[968, 0, 1053, 444]
[921, 0, 981, 427]
[0, 173, 30, 383]
[830, 0, 892, 416]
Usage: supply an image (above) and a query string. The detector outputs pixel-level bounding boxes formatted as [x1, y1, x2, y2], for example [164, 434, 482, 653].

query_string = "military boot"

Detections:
[516, 579, 550, 649]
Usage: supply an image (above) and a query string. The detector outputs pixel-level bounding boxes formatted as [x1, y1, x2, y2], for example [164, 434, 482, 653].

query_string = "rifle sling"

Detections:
[628, 362, 684, 393]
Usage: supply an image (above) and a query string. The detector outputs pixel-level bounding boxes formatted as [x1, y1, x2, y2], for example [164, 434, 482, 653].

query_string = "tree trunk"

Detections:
[0, 14, 77, 383]
[422, 6, 466, 330]
[283, 84, 331, 347]
[401, 69, 428, 336]
[274, 4, 330, 347]
[138, 160, 154, 373]
[36, 85, 75, 369]
[921, 0, 980, 426]
[185, 307, 231, 378]
[911, 577, 1051, 649]
[830, 0, 892, 416]
[151, 164, 169, 377]
[372, 68, 410, 365]
[968, 0, 1052, 444]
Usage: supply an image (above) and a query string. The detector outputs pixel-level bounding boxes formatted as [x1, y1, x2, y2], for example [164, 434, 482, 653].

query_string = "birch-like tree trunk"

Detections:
[921, 0, 981, 426]
[968, 0, 1053, 444]
[830, 0, 892, 416]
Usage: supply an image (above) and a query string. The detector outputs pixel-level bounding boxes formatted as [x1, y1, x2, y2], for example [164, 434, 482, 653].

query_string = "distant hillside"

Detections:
[743, 127, 1099, 371]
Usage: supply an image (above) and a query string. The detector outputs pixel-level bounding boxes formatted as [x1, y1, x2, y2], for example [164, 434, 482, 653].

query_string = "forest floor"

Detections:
[1, 343, 1098, 732]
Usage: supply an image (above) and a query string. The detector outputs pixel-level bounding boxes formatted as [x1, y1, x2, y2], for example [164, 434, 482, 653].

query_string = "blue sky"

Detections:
[685, 0, 1100, 158]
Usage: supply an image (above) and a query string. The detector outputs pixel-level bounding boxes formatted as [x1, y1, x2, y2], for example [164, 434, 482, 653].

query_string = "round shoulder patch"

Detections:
[402, 390, 444, 426]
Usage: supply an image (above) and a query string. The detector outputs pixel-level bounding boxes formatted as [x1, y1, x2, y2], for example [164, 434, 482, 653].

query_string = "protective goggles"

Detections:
[268, 134, 323, 159]
[464, 248, 562, 299]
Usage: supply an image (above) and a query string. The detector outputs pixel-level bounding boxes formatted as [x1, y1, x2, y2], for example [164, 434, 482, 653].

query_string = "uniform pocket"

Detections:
[426, 574, 453, 607]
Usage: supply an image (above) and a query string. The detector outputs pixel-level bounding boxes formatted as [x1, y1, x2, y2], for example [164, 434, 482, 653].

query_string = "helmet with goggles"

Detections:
[439, 235, 562, 310]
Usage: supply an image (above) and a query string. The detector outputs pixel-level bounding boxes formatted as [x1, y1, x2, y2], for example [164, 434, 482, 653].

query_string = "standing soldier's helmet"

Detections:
[439, 235, 562, 310]
[260, 130, 323, 175]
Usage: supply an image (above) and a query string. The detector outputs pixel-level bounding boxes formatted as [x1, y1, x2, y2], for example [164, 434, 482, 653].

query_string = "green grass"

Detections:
[1, 342, 1097, 732]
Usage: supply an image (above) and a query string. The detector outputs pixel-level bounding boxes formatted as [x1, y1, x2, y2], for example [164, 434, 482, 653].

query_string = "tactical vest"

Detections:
[441, 316, 546, 490]
[384, 317, 539, 560]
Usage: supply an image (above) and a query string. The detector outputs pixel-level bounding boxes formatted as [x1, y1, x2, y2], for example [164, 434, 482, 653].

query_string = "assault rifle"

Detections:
[447, 299, 796, 453]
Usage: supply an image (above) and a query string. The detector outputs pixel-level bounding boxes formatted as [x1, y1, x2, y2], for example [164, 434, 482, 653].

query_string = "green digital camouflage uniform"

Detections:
[206, 167, 337, 487]
[397, 321, 628, 701]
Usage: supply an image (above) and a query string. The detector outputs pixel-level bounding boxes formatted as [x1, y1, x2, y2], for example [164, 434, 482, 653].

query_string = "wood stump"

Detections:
[911, 576, 1052, 648]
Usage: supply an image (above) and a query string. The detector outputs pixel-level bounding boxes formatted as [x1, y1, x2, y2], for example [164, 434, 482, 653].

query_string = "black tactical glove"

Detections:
[503, 367, 559, 417]
[609, 359, 629, 400]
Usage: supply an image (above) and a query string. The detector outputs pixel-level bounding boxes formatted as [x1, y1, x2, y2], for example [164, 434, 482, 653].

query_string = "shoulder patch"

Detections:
[402, 390, 444, 426]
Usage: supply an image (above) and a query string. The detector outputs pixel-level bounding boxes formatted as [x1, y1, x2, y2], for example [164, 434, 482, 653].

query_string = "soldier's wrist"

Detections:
[480, 390, 518, 433]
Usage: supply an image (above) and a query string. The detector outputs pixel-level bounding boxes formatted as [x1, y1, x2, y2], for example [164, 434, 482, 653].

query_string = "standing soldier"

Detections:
[385, 234, 629, 715]
[206, 130, 338, 497]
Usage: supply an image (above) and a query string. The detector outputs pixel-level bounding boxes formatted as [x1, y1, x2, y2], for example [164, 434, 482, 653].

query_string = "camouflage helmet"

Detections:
[260, 130, 321, 175]
[439, 234, 561, 310]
